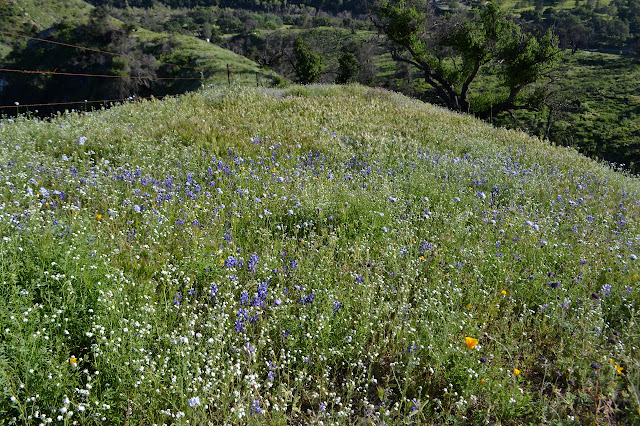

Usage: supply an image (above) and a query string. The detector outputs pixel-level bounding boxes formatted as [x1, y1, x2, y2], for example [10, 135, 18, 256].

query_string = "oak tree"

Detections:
[373, 0, 560, 118]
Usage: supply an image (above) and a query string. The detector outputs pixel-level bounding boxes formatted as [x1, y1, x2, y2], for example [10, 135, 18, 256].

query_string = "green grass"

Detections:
[0, 42, 11, 59]
[499, 0, 614, 13]
[1, 0, 93, 55]
[135, 30, 279, 90]
[488, 51, 640, 171]
[3, 0, 93, 30]
[0, 83, 639, 424]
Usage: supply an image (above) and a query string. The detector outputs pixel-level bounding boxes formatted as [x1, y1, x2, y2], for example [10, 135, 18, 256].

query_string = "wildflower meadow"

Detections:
[0, 84, 639, 424]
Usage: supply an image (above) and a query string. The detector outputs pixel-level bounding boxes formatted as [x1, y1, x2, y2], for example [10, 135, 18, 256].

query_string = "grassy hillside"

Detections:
[0, 84, 639, 424]
[135, 30, 278, 90]
[0, 3, 278, 110]
[0, 0, 93, 55]
[7, 0, 93, 29]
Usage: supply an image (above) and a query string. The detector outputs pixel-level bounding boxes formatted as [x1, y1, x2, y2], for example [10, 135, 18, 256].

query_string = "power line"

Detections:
[0, 68, 202, 80]
[0, 30, 220, 111]
[0, 29, 205, 71]
[0, 95, 169, 110]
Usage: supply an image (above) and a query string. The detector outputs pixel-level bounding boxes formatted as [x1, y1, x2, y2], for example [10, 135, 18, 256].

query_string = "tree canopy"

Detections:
[292, 36, 325, 84]
[373, 0, 560, 117]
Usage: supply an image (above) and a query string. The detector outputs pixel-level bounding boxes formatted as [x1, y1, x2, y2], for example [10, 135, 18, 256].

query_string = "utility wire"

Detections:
[0, 29, 204, 71]
[0, 68, 202, 80]
[0, 95, 168, 110]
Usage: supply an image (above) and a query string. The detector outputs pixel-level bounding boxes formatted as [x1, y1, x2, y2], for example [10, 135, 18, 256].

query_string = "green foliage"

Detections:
[292, 36, 325, 84]
[373, 0, 560, 116]
[0, 4, 279, 113]
[85, 0, 371, 15]
[225, 27, 380, 86]
[2, 11, 159, 107]
[492, 51, 640, 173]
[336, 51, 361, 83]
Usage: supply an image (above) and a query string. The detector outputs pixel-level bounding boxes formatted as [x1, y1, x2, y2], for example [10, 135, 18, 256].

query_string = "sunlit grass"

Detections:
[0, 84, 638, 424]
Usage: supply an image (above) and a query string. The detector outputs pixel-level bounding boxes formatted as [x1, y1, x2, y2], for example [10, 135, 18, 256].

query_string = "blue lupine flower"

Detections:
[411, 398, 420, 411]
[248, 253, 259, 273]
[267, 361, 276, 381]
[209, 283, 218, 300]
[600, 285, 612, 297]
[173, 292, 183, 306]
[224, 256, 240, 269]
[250, 399, 261, 415]
[234, 319, 245, 332]
[301, 293, 315, 304]
[244, 342, 255, 355]
[257, 281, 267, 301]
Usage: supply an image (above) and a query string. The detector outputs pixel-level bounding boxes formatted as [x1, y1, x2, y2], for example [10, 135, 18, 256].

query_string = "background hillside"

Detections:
[1, 0, 638, 174]
[0, 0, 93, 58]
[1, 83, 639, 423]
[0, 0, 279, 114]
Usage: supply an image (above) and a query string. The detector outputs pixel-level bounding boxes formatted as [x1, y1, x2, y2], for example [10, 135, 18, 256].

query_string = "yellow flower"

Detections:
[465, 337, 478, 349]
[514, 368, 521, 376]
[95, 214, 102, 220]
[465, 303, 471, 309]
[614, 365, 624, 375]
[69, 356, 77, 366]
[501, 290, 507, 295]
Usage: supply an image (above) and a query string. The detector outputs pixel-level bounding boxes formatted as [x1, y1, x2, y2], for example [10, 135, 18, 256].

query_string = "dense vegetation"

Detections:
[373, 0, 560, 117]
[85, 0, 372, 15]
[0, 4, 279, 115]
[493, 51, 640, 172]
[1, 83, 639, 424]
[2, 7, 159, 107]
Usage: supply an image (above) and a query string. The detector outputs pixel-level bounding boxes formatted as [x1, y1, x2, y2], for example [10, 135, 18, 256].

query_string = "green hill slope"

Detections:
[134, 30, 278, 89]
[5, 0, 93, 29]
[0, 0, 93, 59]
[1, 2, 278, 107]
[0, 84, 638, 423]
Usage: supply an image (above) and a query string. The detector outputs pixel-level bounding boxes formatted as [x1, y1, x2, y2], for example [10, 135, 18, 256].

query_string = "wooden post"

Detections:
[227, 64, 231, 86]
